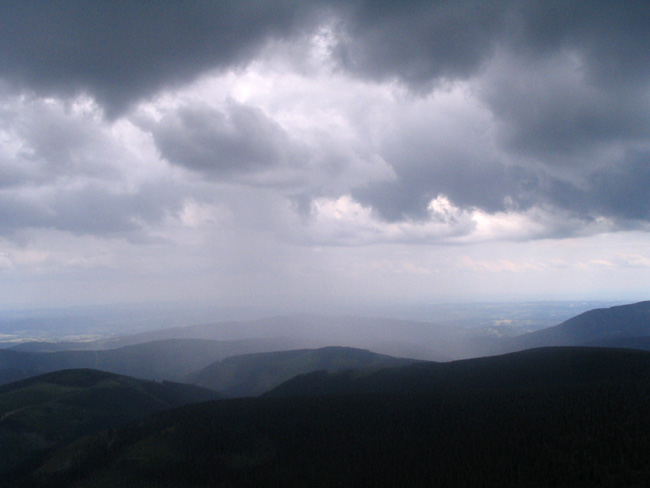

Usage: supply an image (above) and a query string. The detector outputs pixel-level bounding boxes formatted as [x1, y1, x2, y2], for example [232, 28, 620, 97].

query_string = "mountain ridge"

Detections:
[0, 368, 221, 473]
[187, 346, 418, 397]
[0, 337, 295, 386]
[10, 346, 650, 488]
[504, 300, 650, 352]
[266, 346, 650, 397]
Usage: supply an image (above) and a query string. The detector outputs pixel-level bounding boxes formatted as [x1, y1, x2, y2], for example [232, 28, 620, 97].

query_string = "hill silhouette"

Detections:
[0, 369, 221, 473]
[266, 346, 650, 397]
[507, 301, 650, 351]
[10, 347, 650, 488]
[0, 337, 294, 386]
[187, 346, 417, 397]
[80, 314, 465, 361]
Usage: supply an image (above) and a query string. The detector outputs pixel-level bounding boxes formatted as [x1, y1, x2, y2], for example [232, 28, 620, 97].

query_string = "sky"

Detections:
[1, 1, 650, 311]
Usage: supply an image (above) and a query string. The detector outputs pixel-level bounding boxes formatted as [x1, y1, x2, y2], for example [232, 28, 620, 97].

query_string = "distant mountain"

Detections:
[0, 337, 294, 386]
[98, 314, 467, 361]
[8, 341, 106, 352]
[4, 313, 484, 361]
[506, 301, 650, 351]
[266, 346, 650, 397]
[0, 369, 221, 473]
[187, 346, 418, 397]
[6, 301, 650, 383]
[12, 347, 650, 488]
[583, 336, 650, 350]
[3, 314, 464, 360]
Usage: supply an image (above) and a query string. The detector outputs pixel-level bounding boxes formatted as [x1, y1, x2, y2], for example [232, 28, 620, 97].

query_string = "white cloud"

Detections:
[302, 192, 626, 247]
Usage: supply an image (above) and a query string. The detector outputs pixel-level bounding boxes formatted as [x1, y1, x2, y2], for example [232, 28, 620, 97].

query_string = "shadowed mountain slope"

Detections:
[506, 301, 650, 351]
[266, 346, 650, 397]
[0, 337, 294, 386]
[0, 369, 221, 473]
[10, 347, 650, 488]
[187, 346, 418, 397]
[583, 336, 650, 350]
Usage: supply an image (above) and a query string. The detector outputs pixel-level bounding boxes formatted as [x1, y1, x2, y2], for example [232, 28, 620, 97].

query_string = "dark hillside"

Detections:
[0, 337, 293, 386]
[187, 346, 417, 397]
[10, 348, 650, 487]
[266, 346, 650, 397]
[508, 301, 650, 350]
[0, 369, 221, 473]
[583, 336, 650, 350]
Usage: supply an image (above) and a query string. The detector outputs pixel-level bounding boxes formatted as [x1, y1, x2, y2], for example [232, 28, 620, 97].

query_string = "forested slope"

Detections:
[7, 347, 650, 487]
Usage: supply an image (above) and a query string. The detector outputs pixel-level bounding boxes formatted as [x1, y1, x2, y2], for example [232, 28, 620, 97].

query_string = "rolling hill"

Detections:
[583, 336, 650, 350]
[4, 300, 650, 395]
[87, 314, 466, 361]
[266, 346, 650, 397]
[187, 346, 418, 397]
[0, 337, 295, 386]
[505, 301, 650, 351]
[9, 346, 650, 488]
[0, 369, 221, 473]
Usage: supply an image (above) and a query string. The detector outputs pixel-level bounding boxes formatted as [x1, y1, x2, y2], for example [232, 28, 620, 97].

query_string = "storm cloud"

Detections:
[0, 1, 328, 116]
[1, 1, 650, 307]
[150, 101, 294, 177]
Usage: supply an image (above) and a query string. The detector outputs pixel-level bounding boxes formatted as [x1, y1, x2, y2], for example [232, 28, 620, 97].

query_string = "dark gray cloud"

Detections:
[551, 151, 650, 223]
[353, 162, 526, 222]
[329, 1, 650, 228]
[480, 51, 650, 160]
[5, 1, 648, 114]
[333, 1, 650, 91]
[0, 1, 327, 116]
[150, 101, 294, 178]
[2, 0, 650, 237]
[331, 0, 506, 88]
[593, 153, 650, 221]
[0, 180, 183, 238]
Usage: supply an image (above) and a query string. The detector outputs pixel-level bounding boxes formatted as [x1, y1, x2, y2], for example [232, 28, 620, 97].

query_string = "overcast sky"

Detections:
[1, 0, 649, 311]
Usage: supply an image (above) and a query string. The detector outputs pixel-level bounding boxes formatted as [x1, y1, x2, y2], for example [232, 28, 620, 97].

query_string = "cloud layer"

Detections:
[1, 1, 650, 307]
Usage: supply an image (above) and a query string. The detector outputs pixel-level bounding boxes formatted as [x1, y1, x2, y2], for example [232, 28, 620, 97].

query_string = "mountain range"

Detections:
[6, 346, 650, 487]
[2, 301, 650, 392]
[2, 301, 650, 485]
[8, 314, 466, 360]
[507, 300, 650, 349]
[187, 346, 417, 397]
[0, 337, 295, 386]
